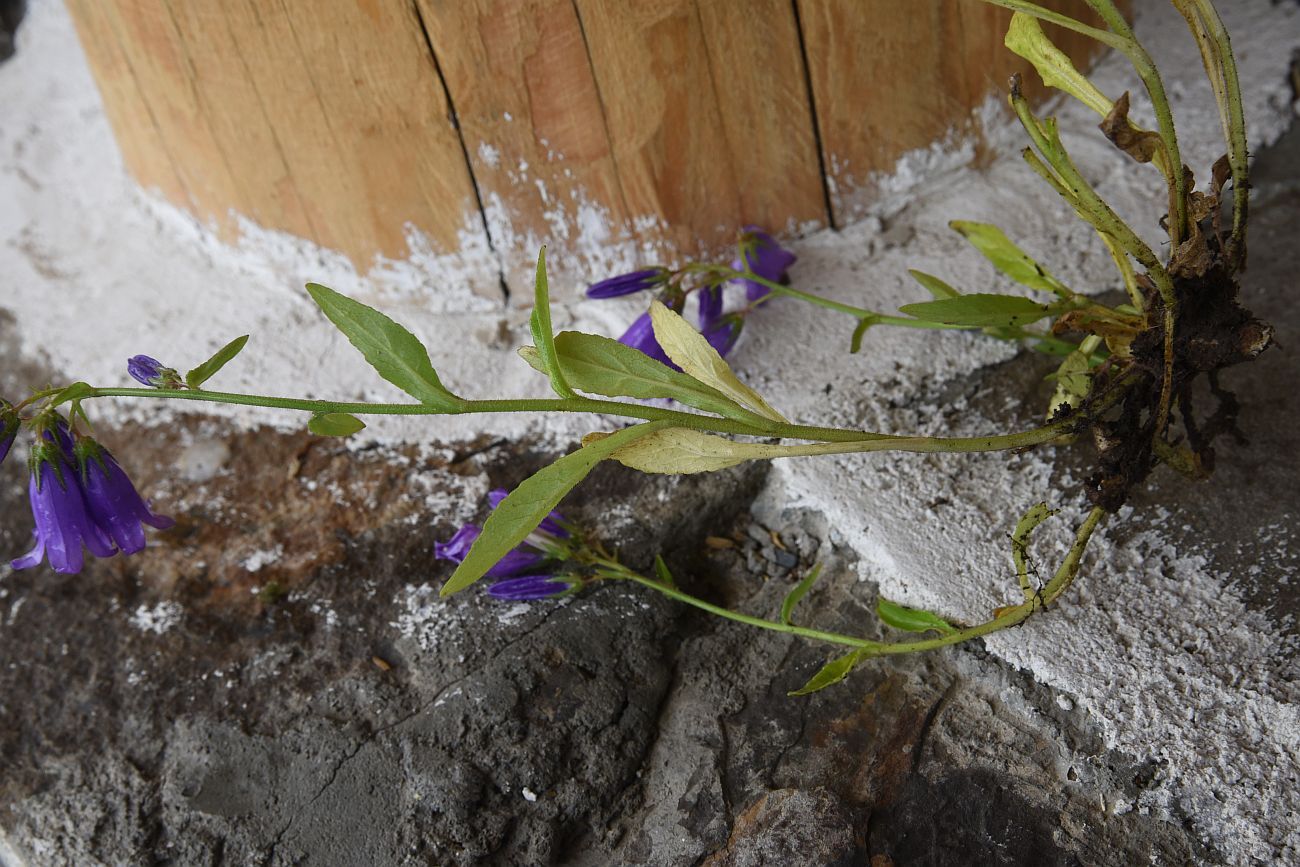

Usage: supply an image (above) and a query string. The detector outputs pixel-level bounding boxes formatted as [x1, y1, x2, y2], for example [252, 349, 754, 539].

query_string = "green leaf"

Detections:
[553, 331, 758, 422]
[780, 563, 822, 626]
[653, 554, 676, 588]
[1005, 12, 1113, 117]
[185, 334, 249, 389]
[876, 598, 957, 635]
[649, 301, 787, 422]
[605, 426, 825, 474]
[789, 648, 869, 696]
[49, 381, 95, 407]
[308, 412, 366, 437]
[529, 247, 577, 399]
[1011, 502, 1059, 598]
[949, 221, 1071, 298]
[908, 269, 961, 300]
[899, 294, 1059, 328]
[306, 283, 460, 411]
[440, 421, 668, 596]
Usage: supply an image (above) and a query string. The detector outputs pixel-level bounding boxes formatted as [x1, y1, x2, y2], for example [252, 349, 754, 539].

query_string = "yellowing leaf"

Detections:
[949, 221, 1071, 298]
[607, 427, 797, 474]
[1005, 13, 1112, 118]
[648, 302, 787, 423]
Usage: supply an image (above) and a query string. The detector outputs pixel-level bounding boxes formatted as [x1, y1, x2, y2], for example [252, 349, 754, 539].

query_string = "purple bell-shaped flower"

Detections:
[74, 438, 174, 555]
[11, 441, 117, 574]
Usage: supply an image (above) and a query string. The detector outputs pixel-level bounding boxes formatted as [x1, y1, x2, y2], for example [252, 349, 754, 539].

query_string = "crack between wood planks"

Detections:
[409, 0, 512, 305]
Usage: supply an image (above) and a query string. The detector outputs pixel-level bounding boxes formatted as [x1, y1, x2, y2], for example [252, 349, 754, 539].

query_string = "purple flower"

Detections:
[486, 575, 571, 601]
[11, 443, 117, 574]
[697, 285, 723, 331]
[731, 227, 797, 302]
[702, 316, 743, 358]
[436, 490, 572, 586]
[486, 488, 568, 537]
[74, 439, 174, 555]
[618, 312, 678, 369]
[586, 268, 666, 299]
[434, 523, 479, 562]
[127, 355, 177, 388]
[0, 400, 17, 468]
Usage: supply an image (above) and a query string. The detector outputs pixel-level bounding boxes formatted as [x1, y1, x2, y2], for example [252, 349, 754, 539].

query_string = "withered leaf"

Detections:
[1169, 222, 1213, 278]
[1099, 92, 1164, 164]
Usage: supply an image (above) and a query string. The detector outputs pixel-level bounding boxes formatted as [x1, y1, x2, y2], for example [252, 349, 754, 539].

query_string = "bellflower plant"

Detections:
[585, 268, 666, 299]
[74, 438, 174, 554]
[732, 227, 797, 302]
[12, 440, 117, 575]
[436, 489, 571, 599]
[8, 410, 173, 574]
[6, 1, 1270, 695]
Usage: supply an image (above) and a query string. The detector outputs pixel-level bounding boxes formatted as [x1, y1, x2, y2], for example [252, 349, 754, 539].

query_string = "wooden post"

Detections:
[66, 0, 1123, 300]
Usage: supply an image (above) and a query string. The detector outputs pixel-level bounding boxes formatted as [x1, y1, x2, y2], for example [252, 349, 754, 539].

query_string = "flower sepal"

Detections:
[0, 399, 18, 467]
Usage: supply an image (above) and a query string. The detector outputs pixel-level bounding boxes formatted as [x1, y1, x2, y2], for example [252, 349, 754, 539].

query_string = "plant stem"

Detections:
[1081, 0, 1187, 246]
[618, 572, 885, 651]
[615, 507, 1106, 656]
[85, 386, 1080, 453]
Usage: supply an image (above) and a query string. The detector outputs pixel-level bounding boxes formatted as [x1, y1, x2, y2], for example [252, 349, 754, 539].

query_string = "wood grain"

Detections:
[415, 0, 628, 293]
[65, 0, 191, 211]
[573, 0, 741, 260]
[67, 0, 490, 274]
[797, 0, 1125, 225]
[696, 0, 828, 234]
[67, 0, 1128, 294]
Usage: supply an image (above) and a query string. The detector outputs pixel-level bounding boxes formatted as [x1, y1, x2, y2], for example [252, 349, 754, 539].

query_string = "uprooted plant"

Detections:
[0, 0, 1272, 693]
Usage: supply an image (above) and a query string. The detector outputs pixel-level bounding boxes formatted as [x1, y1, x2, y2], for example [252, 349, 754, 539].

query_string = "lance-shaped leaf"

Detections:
[789, 648, 870, 696]
[601, 427, 822, 475]
[649, 301, 787, 423]
[908, 269, 961, 300]
[440, 421, 668, 596]
[876, 598, 956, 635]
[550, 331, 761, 423]
[308, 412, 366, 437]
[529, 247, 577, 399]
[949, 221, 1071, 298]
[780, 563, 823, 626]
[306, 283, 461, 410]
[1010, 502, 1059, 598]
[185, 335, 249, 389]
[1005, 12, 1112, 117]
[899, 294, 1060, 328]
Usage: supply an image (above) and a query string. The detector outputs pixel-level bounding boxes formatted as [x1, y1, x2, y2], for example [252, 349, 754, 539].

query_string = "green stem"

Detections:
[1184, 0, 1249, 266]
[1081, 0, 1187, 247]
[87, 386, 1074, 451]
[616, 506, 1106, 656]
[619, 572, 885, 651]
[1011, 92, 1176, 308]
[979, 0, 1187, 246]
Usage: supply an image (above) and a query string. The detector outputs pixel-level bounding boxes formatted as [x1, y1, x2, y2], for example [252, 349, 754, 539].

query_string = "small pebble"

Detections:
[773, 549, 799, 569]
